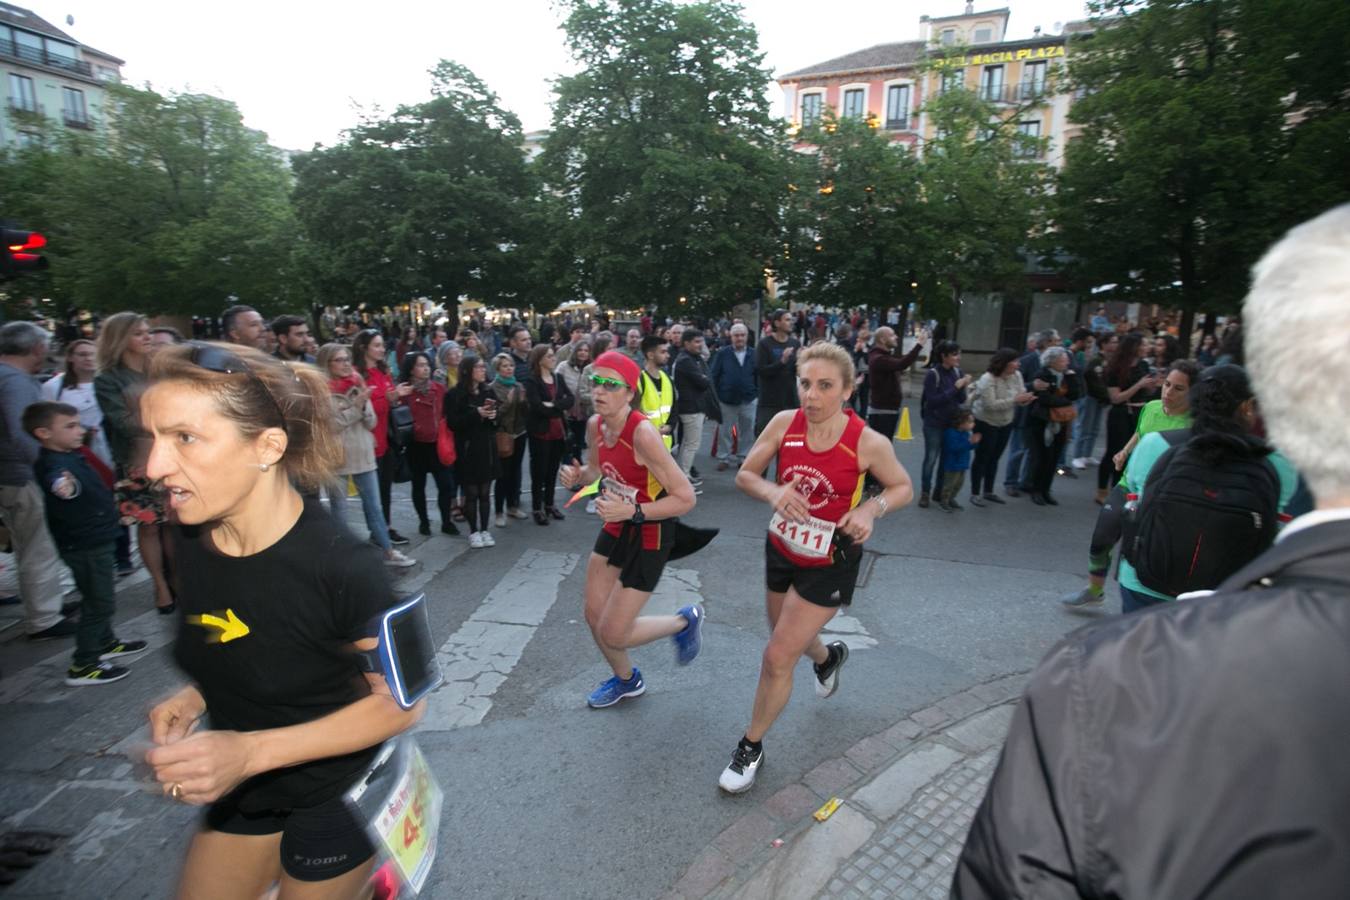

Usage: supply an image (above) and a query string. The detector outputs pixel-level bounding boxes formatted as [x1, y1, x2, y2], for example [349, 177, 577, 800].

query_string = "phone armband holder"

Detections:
[356, 593, 443, 710]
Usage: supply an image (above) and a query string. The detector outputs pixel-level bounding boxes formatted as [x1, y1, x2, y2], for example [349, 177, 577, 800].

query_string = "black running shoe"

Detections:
[99, 640, 150, 661]
[65, 662, 130, 686]
[814, 641, 849, 698]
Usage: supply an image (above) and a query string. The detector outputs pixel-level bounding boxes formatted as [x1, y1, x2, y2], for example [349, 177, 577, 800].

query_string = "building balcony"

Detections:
[63, 110, 92, 129]
[0, 38, 94, 78]
[7, 99, 45, 117]
[885, 116, 913, 131]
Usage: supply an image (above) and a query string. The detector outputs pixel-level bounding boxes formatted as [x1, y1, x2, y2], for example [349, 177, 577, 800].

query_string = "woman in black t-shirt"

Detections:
[1096, 332, 1159, 499]
[140, 342, 423, 898]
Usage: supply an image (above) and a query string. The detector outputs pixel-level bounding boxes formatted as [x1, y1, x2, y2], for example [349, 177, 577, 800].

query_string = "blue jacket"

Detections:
[710, 344, 757, 405]
[942, 428, 976, 472]
[34, 448, 119, 551]
[921, 366, 968, 429]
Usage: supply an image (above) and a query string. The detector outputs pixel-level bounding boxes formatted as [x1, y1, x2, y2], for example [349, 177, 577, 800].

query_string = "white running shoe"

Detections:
[507, 507, 529, 520]
[718, 741, 764, 794]
[495, 513, 507, 528]
[469, 532, 485, 549]
[1071, 458, 1087, 470]
[1086, 456, 1100, 466]
[480, 531, 495, 547]
[384, 549, 416, 568]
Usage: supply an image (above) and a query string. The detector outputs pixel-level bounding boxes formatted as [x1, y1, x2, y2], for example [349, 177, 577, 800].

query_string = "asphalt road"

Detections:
[0, 396, 1112, 899]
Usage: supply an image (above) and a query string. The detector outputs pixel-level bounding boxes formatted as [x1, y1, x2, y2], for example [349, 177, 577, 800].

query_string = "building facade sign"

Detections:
[934, 45, 1065, 67]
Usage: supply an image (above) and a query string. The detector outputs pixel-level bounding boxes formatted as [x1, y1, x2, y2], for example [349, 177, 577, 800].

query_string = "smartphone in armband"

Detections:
[356, 593, 443, 709]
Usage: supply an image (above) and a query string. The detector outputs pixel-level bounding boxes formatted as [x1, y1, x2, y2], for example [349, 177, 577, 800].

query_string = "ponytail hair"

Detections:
[1187, 363, 1269, 465]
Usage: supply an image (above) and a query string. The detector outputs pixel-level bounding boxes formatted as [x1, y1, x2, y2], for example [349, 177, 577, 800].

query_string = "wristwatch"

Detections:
[630, 502, 645, 525]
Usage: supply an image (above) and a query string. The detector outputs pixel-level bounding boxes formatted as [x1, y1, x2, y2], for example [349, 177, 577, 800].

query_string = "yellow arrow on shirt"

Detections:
[189, 609, 251, 643]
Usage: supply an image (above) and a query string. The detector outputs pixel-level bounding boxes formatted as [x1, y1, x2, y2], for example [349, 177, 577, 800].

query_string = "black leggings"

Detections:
[376, 450, 396, 523]
[565, 419, 588, 466]
[1097, 405, 1140, 489]
[495, 434, 528, 513]
[462, 481, 492, 533]
[407, 441, 455, 526]
[529, 436, 565, 510]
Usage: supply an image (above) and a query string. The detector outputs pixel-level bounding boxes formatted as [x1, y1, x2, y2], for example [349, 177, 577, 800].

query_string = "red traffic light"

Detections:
[6, 231, 46, 252]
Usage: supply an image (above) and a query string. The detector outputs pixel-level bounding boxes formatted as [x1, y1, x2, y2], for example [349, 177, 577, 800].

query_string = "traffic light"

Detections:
[1, 226, 48, 278]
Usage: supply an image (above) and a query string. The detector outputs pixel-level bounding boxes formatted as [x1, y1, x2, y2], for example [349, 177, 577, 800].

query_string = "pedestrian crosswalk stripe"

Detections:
[417, 549, 579, 732]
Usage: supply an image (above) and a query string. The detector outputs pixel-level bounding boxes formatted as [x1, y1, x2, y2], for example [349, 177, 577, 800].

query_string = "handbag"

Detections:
[437, 419, 457, 467]
[496, 431, 516, 457]
[387, 403, 415, 451]
[1049, 404, 1078, 424]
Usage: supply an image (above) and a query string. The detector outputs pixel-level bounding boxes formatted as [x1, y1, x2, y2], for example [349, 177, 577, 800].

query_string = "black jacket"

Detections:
[1026, 365, 1083, 423]
[673, 350, 711, 415]
[521, 374, 575, 437]
[954, 517, 1350, 900]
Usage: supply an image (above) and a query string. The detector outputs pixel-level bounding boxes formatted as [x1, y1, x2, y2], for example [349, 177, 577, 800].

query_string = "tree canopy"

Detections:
[540, 0, 789, 315]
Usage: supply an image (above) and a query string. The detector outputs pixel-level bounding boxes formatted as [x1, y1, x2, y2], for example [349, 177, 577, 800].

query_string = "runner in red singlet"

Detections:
[719, 342, 914, 793]
[558, 351, 704, 709]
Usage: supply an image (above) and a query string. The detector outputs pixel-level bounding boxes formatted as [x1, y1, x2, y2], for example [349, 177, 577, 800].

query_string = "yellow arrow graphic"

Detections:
[190, 609, 251, 643]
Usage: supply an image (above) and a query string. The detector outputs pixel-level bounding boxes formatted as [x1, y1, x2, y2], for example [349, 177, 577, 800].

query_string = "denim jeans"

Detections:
[347, 469, 391, 551]
[1003, 426, 1029, 489]
[1072, 398, 1105, 461]
[920, 423, 945, 494]
[64, 542, 117, 668]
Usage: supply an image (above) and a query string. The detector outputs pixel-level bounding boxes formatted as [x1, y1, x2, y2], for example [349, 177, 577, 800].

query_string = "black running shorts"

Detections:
[594, 522, 673, 593]
[764, 535, 863, 608]
[205, 793, 374, 882]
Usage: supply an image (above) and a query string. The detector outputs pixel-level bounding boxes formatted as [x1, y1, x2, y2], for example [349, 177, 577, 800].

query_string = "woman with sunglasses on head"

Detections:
[94, 313, 176, 611]
[317, 344, 416, 569]
[351, 330, 412, 546]
[141, 342, 423, 899]
[718, 342, 914, 794]
[558, 352, 702, 709]
[445, 354, 501, 548]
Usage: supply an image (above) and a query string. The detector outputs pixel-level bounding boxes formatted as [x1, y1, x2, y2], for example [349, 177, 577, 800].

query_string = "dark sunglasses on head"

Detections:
[588, 374, 628, 392]
[187, 342, 290, 428]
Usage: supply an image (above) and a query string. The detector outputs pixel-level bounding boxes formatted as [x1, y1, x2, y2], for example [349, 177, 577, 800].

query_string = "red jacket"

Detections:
[359, 367, 394, 457]
[405, 381, 445, 444]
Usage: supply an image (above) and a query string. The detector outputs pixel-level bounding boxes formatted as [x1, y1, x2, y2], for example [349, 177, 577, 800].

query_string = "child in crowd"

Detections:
[24, 401, 147, 685]
[940, 410, 981, 512]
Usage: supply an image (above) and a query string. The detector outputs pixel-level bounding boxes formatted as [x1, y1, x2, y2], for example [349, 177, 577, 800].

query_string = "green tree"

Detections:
[1053, 0, 1350, 342]
[292, 61, 538, 322]
[777, 114, 926, 313]
[541, 0, 789, 316]
[915, 83, 1053, 325]
[2, 85, 299, 316]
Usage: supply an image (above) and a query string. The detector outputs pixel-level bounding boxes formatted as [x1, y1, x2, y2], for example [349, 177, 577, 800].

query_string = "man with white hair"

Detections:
[709, 323, 756, 470]
[622, 328, 644, 366]
[953, 205, 1350, 897]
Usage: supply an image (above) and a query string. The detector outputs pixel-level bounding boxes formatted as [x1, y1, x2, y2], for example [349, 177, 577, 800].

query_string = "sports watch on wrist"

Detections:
[630, 502, 645, 525]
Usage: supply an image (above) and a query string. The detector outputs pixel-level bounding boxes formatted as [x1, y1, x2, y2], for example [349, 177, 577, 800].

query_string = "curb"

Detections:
[663, 671, 1031, 900]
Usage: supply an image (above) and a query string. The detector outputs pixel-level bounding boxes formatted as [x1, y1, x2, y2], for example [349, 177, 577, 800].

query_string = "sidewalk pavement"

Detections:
[665, 672, 1031, 900]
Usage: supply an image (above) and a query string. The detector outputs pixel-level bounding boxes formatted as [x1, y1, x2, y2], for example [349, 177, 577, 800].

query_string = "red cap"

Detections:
[593, 351, 641, 390]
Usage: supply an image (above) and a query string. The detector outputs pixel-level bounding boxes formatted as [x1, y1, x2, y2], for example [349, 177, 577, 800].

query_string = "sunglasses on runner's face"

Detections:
[588, 374, 628, 392]
[188, 342, 290, 427]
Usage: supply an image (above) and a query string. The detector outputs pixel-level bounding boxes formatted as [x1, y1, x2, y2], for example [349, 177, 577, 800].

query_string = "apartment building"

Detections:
[1, 1, 123, 148]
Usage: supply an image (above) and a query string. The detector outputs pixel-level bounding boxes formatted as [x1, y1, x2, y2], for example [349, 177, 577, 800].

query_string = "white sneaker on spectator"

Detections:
[480, 531, 495, 547]
[384, 549, 416, 568]
[495, 513, 507, 528]
[1072, 458, 1087, 469]
[469, 532, 485, 549]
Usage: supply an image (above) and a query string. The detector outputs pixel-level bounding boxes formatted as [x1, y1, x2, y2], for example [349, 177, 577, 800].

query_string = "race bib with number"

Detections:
[769, 511, 836, 559]
[348, 738, 443, 894]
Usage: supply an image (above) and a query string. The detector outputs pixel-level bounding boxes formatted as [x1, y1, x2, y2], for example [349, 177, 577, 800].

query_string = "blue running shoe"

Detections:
[672, 604, 705, 666]
[587, 668, 645, 708]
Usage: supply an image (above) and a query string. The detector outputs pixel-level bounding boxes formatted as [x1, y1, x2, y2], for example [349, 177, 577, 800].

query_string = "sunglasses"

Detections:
[588, 374, 629, 392]
[188, 342, 289, 429]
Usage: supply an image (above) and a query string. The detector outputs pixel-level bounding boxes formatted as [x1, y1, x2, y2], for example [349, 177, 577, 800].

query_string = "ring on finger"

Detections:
[170, 782, 184, 801]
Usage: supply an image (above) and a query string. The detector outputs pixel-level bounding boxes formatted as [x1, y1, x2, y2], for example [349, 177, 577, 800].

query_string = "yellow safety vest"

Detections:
[638, 370, 674, 449]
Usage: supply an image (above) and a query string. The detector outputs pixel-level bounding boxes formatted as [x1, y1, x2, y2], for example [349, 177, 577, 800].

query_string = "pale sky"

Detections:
[44, 0, 1089, 151]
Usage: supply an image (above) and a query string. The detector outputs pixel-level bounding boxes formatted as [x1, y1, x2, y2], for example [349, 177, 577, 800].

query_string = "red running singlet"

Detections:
[771, 408, 866, 567]
[597, 409, 665, 549]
